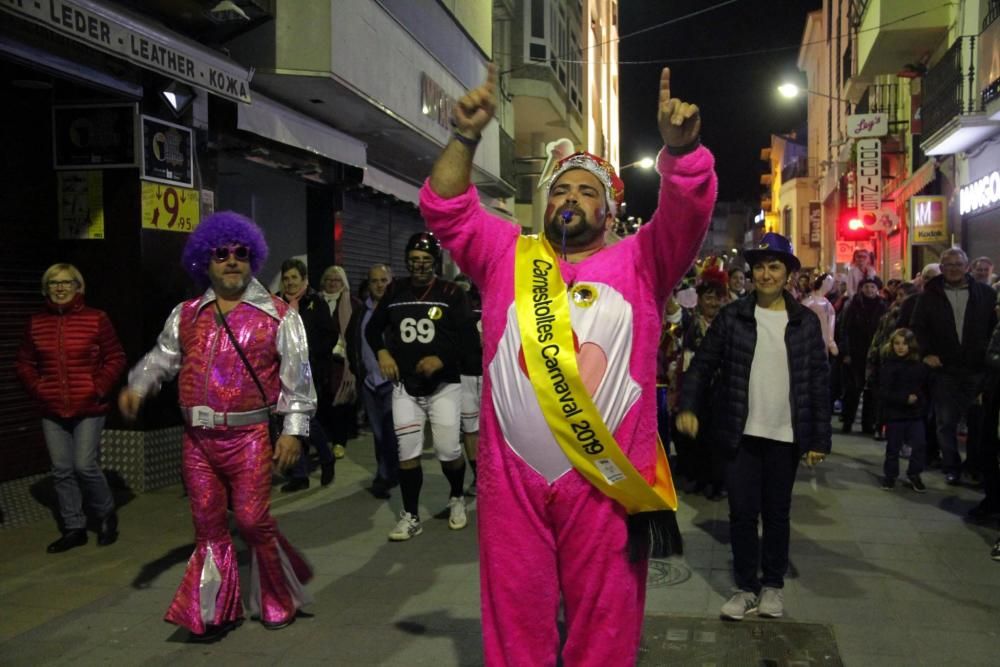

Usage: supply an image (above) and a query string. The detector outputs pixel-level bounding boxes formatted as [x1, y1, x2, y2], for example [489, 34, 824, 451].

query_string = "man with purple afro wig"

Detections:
[181, 210, 269, 289]
[119, 210, 317, 640]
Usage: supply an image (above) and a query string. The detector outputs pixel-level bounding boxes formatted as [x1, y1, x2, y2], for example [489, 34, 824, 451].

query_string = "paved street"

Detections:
[1, 428, 998, 666]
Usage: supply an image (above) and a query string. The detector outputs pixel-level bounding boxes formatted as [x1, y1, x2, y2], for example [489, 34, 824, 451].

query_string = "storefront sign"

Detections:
[141, 181, 199, 233]
[808, 201, 821, 247]
[53, 104, 137, 169]
[141, 115, 193, 187]
[421, 73, 457, 133]
[847, 113, 888, 138]
[959, 170, 1000, 216]
[856, 139, 882, 217]
[911, 195, 947, 244]
[836, 240, 873, 263]
[1, 0, 252, 103]
[57, 171, 104, 239]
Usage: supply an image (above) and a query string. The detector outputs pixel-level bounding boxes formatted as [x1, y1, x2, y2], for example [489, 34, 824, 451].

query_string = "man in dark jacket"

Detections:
[839, 277, 887, 434]
[910, 248, 998, 485]
[346, 263, 399, 498]
[677, 232, 830, 622]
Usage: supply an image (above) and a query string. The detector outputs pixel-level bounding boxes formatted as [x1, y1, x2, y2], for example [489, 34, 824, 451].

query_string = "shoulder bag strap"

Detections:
[215, 301, 269, 407]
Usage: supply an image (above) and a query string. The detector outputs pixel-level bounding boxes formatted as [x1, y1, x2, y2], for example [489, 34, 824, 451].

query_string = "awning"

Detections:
[1, 0, 253, 103]
[362, 166, 420, 206]
[0, 32, 143, 99]
[239, 94, 366, 169]
[887, 159, 937, 203]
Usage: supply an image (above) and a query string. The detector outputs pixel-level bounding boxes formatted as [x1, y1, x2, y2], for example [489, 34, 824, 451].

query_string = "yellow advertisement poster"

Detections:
[58, 171, 105, 240]
[911, 196, 947, 244]
[141, 180, 200, 233]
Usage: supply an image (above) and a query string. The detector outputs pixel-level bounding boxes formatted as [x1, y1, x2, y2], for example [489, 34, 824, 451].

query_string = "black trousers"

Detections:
[726, 435, 801, 593]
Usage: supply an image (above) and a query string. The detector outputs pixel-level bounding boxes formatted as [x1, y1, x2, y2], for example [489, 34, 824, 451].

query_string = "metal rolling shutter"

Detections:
[340, 192, 426, 290]
[0, 264, 48, 482]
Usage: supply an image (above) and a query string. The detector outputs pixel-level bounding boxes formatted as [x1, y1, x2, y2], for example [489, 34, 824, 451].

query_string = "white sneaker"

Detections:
[758, 587, 784, 618]
[388, 511, 422, 541]
[720, 591, 758, 620]
[448, 496, 467, 530]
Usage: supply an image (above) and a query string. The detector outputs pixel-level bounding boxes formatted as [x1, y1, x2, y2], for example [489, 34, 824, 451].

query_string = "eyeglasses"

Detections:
[47, 280, 78, 289]
[407, 259, 435, 268]
[210, 244, 251, 263]
[940, 263, 966, 269]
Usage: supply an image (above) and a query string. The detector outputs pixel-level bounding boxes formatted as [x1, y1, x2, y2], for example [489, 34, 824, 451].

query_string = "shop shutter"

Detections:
[0, 263, 48, 482]
[340, 192, 426, 291]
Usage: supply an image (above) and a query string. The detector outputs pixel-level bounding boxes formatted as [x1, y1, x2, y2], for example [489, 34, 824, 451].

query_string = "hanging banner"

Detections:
[58, 171, 104, 239]
[808, 201, 821, 247]
[911, 196, 947, 244]
[856, 138, 882, 219]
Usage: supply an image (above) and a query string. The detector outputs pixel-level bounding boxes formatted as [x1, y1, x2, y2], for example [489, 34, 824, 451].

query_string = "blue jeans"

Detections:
[41, 415, 114, 531]
[884, 418, 926, 479]
[930, 370, 984, 476]
[725, 435, 801, 593]
[363, 381, 398, 484]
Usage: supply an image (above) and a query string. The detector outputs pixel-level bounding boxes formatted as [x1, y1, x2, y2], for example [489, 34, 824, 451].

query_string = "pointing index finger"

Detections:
[660, 67, 671, 106]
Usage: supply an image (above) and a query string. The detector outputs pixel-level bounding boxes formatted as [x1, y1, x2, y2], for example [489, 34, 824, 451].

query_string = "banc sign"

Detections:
[960, 171, 1000, 216]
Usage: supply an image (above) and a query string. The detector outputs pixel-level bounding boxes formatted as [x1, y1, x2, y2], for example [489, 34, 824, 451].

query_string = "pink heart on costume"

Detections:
[517, 335, 607, 396]
[577, 342, 607, 395]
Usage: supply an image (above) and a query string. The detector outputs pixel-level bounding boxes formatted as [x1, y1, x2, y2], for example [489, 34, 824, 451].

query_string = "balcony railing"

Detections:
[922, 35, 982, 139]
[856, 83, 899, 119]
[781, 156, 810, 183]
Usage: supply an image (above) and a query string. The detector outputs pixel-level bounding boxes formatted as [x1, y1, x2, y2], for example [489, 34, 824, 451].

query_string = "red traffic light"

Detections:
[838, 209, 873, 241]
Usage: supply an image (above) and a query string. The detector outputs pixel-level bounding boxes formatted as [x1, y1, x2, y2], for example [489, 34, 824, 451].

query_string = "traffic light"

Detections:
[837, 208, 875, 241]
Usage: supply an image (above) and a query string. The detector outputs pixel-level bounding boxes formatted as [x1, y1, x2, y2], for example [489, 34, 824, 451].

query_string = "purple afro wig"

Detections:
[182, 211, 268, 288]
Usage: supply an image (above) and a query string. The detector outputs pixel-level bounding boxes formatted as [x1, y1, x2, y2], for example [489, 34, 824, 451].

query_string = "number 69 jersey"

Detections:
[364, 277, 472, 396]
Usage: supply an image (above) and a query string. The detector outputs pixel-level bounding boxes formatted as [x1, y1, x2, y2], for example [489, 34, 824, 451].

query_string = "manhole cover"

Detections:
[639, 614, 843, 666]
[647, 558, 692, 588]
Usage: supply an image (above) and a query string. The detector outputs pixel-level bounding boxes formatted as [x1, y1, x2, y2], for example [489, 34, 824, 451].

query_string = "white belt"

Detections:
[180, 406, 272, 428]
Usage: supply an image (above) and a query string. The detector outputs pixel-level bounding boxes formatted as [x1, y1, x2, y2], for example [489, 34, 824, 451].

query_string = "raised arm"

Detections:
[635, 68, 717, 301]
[428, 64, 497, 199]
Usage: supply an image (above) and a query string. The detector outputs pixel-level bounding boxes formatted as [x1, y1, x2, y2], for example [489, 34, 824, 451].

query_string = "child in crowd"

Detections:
[878, 328, 929, 491]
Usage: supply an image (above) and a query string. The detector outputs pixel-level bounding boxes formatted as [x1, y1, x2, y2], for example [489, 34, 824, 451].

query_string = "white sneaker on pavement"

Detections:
[448, 496, 467, 530]
[388, 511, 422, 541]
[720, 591, 758, 620]
[758, 586, 784, 618]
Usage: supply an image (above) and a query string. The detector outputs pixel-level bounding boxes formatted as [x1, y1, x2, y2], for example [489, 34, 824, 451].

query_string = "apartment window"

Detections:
[524, 0, 583, 111]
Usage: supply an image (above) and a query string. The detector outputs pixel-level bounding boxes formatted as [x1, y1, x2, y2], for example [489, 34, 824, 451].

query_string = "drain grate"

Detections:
[639, 614, 843, 666]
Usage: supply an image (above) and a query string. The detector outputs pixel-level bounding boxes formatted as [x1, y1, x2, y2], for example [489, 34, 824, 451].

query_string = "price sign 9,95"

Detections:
[141, 180, 200, 233]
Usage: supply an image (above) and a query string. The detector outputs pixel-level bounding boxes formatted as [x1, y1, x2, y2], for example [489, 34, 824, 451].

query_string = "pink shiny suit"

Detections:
[129, 280, 315, 634]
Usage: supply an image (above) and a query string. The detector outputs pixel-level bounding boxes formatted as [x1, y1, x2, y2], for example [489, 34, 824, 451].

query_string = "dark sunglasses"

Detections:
[210, 244, 251, 263]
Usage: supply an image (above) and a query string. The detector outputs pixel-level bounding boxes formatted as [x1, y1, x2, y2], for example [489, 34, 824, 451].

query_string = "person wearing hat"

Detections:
[118, 211, 317, 640]
[677, 232, 831, 621]
[419, 65, 716, 665]
[365, 231, 474, 540]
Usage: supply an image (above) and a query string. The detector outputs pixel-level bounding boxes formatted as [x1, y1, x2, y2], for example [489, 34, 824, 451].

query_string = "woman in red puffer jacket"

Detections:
[15, 263, 126, 554]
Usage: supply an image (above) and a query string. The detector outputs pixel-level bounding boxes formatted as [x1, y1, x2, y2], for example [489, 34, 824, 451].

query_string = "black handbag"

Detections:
[215, 302, 283, 444]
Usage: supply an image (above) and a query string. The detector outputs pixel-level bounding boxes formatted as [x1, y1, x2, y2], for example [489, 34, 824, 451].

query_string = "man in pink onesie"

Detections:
[419, 66, 717, 666]
[119, 211, 316, 641]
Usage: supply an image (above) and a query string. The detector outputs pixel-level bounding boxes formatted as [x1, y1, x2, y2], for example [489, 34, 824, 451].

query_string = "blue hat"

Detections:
[744, 232, 801, 272]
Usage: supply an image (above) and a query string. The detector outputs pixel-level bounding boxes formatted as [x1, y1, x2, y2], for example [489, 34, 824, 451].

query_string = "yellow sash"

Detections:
[514, 235, 678, 514]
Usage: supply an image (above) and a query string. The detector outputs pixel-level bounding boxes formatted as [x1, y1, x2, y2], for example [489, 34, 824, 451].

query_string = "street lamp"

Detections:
[778, 83, 800, 99]
[776, 82, 849, 104]
[620, 157, 655, 171]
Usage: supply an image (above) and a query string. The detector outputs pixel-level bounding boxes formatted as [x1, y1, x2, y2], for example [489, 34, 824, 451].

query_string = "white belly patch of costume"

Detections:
[489, 282, 642, 482]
